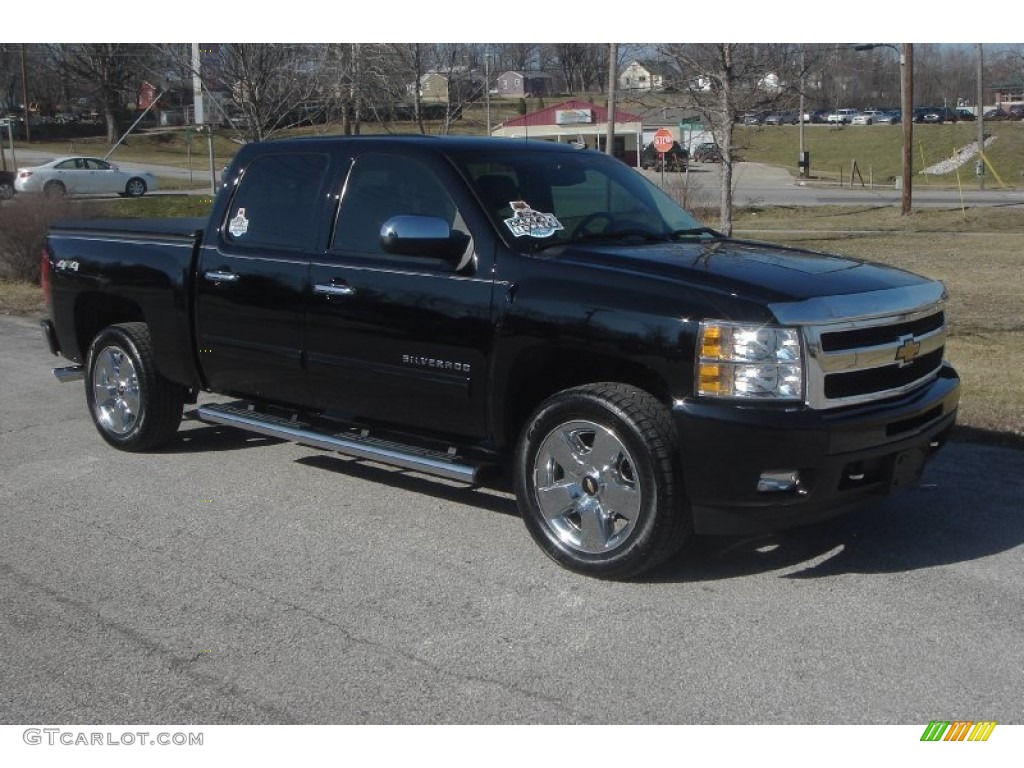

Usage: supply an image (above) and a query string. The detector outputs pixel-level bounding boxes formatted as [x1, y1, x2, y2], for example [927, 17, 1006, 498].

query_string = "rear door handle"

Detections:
[204, 270, 239, 283]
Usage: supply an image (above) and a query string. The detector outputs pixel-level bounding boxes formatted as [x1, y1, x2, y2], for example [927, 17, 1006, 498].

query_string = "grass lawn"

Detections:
[731, 206, 1023, 443]
[733, 121, 1024, 188]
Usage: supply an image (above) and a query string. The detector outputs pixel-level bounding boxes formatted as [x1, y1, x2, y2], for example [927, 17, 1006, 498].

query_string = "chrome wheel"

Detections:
[84, 323, 185, 451]
[125, 178, 146, 197]
[91, 344, 141, 435]
[533, 419, 643, 555]
[515, 383, 690, 578]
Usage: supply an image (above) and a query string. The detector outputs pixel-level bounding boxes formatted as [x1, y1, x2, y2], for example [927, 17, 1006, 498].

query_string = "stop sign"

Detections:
[652, 128, 674, 153]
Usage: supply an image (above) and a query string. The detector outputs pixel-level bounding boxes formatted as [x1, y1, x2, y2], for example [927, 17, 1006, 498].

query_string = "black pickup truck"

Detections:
[40, 135, 960, 578]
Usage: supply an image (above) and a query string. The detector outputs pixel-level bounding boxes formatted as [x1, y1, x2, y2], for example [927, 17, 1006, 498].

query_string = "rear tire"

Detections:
[85, 323, 185, 451]
[44, 181, 66, 198]
[514, 383, 690, 579]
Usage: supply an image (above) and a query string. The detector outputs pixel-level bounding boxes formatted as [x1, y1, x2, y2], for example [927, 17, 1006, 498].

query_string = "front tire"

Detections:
[125, 178, 147, 197]
[85, 323, 185, 451]
[514, 383, 690, 579]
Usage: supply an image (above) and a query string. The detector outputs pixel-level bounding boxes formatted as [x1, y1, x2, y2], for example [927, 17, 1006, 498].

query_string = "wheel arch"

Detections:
[498, 344, 675, 452]
[73, 291, 146, 362]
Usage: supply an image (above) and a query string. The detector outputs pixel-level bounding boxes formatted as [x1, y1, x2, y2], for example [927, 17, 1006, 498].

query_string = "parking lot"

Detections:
[2, 313, 1023, 727]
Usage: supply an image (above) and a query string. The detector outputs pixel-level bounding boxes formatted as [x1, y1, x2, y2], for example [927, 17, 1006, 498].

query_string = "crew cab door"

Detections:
[305, 151, 493, 438]
[195, 151, 331, 403]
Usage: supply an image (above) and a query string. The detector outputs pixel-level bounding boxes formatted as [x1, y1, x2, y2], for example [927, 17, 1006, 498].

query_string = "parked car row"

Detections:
[641, 141, 688, 172]
[691, 142, 723, 162]
[983, 105, 1024, 121]
[755, 105, 991, 126]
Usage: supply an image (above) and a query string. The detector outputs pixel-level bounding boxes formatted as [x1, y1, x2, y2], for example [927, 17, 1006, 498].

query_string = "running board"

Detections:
[53, 365, 85, 383]
[196, 402, 482, 484]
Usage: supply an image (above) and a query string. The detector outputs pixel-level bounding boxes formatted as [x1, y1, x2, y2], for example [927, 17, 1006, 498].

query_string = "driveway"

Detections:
[2, 313, 1022, 727]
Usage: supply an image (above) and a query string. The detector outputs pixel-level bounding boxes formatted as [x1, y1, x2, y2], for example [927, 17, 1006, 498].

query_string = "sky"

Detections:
[4, 3, 1003, 45]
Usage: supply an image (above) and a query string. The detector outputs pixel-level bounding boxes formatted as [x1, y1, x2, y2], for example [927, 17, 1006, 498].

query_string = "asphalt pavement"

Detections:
[1, 313, 1022, 726]
[643, 161, 1024, 208]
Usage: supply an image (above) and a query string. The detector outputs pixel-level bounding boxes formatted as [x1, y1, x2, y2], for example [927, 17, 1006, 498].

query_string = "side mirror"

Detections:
[379, 215, 470, 261]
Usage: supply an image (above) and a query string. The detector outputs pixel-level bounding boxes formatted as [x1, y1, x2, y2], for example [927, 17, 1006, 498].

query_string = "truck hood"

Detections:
[556, 236, 932, 306]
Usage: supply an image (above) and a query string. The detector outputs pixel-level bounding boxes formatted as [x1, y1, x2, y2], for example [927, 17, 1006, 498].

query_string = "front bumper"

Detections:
[674, 363, 960, 535]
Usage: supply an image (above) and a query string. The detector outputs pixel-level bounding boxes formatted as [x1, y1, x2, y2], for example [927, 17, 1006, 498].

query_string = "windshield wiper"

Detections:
[532, 229, 669, 252]
[667, 226, 724, 239]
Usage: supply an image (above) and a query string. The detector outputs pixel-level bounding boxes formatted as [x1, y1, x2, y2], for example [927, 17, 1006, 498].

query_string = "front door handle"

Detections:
[204, 270, 239, 283]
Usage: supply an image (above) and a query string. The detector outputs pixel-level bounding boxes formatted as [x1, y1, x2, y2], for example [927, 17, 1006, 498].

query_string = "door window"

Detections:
[332, 153, 460, 255]
[223, 152, 330, 251]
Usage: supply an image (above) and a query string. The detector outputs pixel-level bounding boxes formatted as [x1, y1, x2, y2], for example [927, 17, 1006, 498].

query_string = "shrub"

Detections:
[0, 196, 89, 283]
[656, 173, 720, 225]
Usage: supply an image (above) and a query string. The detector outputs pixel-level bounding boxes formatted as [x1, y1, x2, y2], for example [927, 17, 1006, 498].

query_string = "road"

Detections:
[645, 162, 1024, 208]
[1, 313, 1022, 727]
[8, 146, 1024, 208]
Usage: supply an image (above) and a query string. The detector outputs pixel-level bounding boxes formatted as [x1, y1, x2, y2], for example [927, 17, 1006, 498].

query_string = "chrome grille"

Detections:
[803, 305, 948, 409]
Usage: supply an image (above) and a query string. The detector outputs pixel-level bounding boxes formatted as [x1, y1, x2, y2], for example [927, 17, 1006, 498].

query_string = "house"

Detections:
[413, 70, 486, 103]
[619, 60, 679, 92]
[494, 70, 562, 98]
[490, 99, 646, 166]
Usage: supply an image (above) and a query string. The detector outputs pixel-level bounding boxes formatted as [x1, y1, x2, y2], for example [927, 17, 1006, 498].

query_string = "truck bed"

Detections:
[48, 216, 207, 239]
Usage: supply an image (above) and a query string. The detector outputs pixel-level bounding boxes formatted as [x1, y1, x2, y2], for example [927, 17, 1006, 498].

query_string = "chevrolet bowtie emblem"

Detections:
[894, 335, 922, 366]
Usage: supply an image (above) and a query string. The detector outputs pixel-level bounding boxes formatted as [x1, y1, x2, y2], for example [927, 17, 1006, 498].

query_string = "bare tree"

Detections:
[426, 43, 486, 134]
[389, 43, 428, 134]
[213, 44, 326, 142]
[548, 43, 608, 94]
[53, 44, 152, 143]
[491, 44, 536, 73]
[0, 45, 22, 114]
[659, 43, 799, 234]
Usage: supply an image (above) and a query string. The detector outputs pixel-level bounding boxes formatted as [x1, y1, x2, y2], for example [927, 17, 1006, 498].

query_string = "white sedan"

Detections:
[14, 156, 158, 198]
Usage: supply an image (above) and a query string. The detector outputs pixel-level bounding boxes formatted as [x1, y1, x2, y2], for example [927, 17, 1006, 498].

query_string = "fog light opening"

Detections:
[757, 469, 802, 494]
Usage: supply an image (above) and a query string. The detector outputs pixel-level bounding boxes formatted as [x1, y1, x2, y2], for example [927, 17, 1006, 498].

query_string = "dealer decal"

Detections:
[503, 201, 564, 238]
[228, 208, 250, 237]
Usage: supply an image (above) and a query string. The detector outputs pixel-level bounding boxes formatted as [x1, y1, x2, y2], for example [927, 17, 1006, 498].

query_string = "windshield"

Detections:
[451, 148, 707, 253]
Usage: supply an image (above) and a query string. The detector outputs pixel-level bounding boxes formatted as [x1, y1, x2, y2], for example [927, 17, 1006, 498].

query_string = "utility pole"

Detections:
[20, 44, 31, 143]
[855, 43, 912, 214]
[798, 49, 806, 177]
[900, 44, 913, 215]
[977, 43, 985, 190]
[192, 43, 205, 126]
[485, 52, 491, 135]
[605, 43, 617, 156]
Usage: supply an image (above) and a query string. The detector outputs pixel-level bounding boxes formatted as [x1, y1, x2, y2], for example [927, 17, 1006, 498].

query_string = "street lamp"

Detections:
[855, 43, 913, 215]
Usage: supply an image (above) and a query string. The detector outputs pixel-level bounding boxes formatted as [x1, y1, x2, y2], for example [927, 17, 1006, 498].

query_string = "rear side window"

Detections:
[224, 152, 330, 251]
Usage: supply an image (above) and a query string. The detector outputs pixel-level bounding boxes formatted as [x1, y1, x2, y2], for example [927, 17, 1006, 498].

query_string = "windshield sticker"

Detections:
[504, 201, 564, 238]
[228, 208, 249, 237]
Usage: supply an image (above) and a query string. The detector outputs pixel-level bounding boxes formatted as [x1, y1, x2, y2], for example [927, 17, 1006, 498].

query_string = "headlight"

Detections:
[697, 321, 803, 400]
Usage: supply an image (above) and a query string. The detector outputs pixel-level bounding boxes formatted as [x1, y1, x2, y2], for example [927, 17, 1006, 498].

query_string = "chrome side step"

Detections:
[53, 365, 85, 383]
[196, 402, 481, 484]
